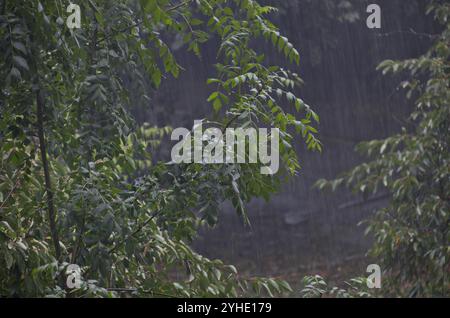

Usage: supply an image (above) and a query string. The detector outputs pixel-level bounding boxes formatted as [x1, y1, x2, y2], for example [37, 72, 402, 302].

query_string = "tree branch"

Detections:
[106, 287, 179, 298]
[108, 211, 160, 255]
[376, 28, 440, 39]
[36, 89, 61, 261]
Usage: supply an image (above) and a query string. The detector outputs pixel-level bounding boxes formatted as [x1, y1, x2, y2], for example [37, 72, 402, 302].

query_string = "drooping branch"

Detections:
[36, 89, 61, 261]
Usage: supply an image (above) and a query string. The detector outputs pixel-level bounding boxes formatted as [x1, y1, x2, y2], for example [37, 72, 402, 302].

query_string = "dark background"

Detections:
[136, 0, 440, 285]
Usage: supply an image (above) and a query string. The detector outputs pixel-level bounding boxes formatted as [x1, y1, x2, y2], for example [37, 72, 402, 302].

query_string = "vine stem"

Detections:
[36, 89, 61, 261]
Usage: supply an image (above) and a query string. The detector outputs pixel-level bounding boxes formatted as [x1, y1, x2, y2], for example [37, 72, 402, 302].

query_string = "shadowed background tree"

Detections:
[317, 0, 449, 297]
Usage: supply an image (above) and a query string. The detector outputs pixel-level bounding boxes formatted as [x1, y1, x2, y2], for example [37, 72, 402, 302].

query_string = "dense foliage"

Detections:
[0, 0, 319, 297]
[316, 0, 449, 297]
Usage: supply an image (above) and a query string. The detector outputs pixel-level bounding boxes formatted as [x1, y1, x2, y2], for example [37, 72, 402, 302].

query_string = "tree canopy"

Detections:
[316, 0, 449, 297]
[0, 0, 319, 297]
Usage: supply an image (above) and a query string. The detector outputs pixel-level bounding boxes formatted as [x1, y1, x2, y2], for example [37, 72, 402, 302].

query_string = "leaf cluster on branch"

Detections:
[0, 0, 318, 297]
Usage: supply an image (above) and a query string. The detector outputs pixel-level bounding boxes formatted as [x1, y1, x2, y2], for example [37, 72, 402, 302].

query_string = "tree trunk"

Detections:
[36, 89, 61, 261]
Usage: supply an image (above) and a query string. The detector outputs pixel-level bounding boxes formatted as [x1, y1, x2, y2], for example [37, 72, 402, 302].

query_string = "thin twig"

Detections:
[108, 211, 160, 255]
[376, 28, 440, 39]
[167, 0, 193, 12]
[0, 171, 21, 210]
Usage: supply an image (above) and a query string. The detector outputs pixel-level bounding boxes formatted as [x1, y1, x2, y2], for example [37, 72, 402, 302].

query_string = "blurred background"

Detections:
[135, 0, 440, 285]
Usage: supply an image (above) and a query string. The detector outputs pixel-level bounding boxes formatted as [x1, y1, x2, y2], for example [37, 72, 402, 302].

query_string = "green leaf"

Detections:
[13, 56, 29, 71]
[12, 42, 27, 55]
[207, 91, 219, 102]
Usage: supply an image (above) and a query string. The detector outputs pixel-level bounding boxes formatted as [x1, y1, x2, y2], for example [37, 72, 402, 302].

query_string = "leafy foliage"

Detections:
[300, 275, 373, 298]
[0, 0, 315, 297]
[316, 0, 449, 297]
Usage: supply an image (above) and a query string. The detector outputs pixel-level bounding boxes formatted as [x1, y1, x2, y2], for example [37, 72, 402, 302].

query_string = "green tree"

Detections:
[0, 0, 318, 297]
[316, 0, 449, 297]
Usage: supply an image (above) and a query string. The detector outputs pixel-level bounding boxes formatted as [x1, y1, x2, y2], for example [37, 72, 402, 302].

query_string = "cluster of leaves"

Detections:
[0, 0, 316, 297]
[201, 0, 321, 172]
[316, 0, 449, 297]
[299, 275, 373, 298]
